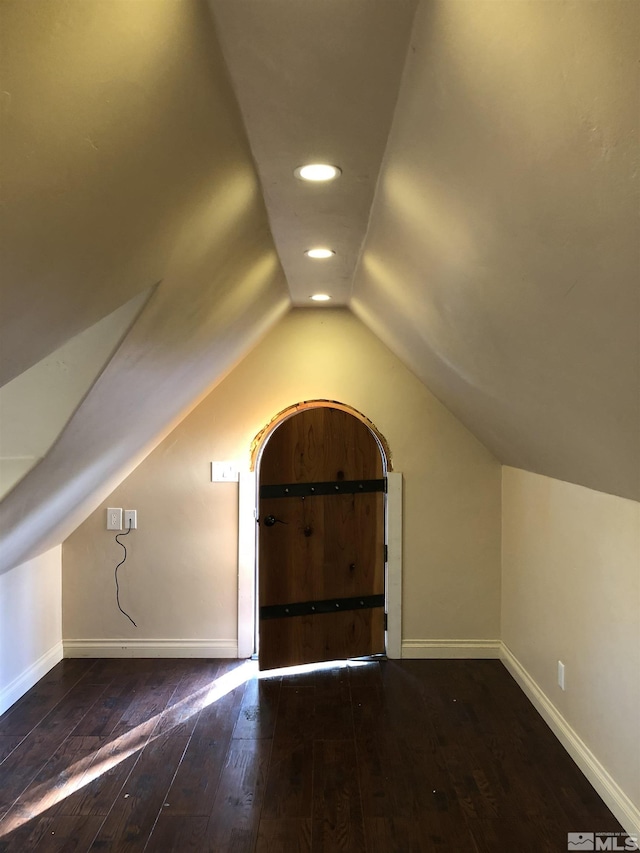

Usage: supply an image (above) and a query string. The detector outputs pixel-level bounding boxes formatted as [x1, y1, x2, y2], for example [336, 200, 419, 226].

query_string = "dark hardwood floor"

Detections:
[0, 657, 624, 852]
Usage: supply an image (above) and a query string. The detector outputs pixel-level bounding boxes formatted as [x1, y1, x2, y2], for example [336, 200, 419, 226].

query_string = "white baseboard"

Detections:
[501, 643, 640, 839]
[0, 641, 63, 716]
[63, 639, 239, 659]
[402, 638, 501, 659]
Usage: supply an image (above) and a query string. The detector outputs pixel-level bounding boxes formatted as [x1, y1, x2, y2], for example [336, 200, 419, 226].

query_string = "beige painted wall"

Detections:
[502, 466, 640, 808]
[63, 308, 501, 645]
[0, 547, 62, 714]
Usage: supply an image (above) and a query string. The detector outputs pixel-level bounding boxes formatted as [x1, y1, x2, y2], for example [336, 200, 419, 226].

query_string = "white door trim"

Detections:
[237, 470, 257, 659]
[385, 471, 403, 659]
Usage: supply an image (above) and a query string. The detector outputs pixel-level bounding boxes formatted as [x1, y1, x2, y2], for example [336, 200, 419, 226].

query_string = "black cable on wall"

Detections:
[114, 522, 137, 628]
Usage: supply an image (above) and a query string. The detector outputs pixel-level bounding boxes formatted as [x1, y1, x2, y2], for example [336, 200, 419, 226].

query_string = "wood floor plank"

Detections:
[163, 725, 233, 817]
[398, 734, 460, 816]
[54, 743, 143, 817]
[443, 729, 556, 821]
[37, 681, 111, 736]
[192, 671, 247, 741]
[363, 815, 475, 853]
[363, 816, 421, 853]
[53, 694, 173, 818]
[0, 814, 104, 853]
[107, 675, 182, 740]
[256, 818, 312, 852]
[468, 816, 560, 853]
[313, 678, 353, 741]
[233, 678, 281, 740]
[3, 677, 110, 815]
[312, 740, 366, 852]
[0, 735, 74, 820]
[71, 679, 143, 738]
[153, 661, 225, 739]
[377, 663, 431, 735]
[273, 686, 315, 742]
[144, 814, 208, 851]
[0, 737, 23, 764]
[0, 658, 626, 852]
[261, 739, 313, 820]
[355, 733, 420, 819]
[205, 738, 271, 852]
[2, 736, 108, 829]
[0, 661, 96, 736]
[87, 732, 189, 851]
[163, 670, 248, 817]
[349, 681, 390, 739]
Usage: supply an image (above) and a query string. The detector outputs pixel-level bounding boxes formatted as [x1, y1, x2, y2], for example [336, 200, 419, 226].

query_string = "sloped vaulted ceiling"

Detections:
[1, 0, 638, 574]
[0, 0, 289, 572]
[209, 0, 419, 305]
[212, 0, 639, 502]
[351, 1, 639, 501]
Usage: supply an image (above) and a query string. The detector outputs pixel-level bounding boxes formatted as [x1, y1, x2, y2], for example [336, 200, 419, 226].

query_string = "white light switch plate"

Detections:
[211, 462, 239, 482]
[558, 660, 565, 690]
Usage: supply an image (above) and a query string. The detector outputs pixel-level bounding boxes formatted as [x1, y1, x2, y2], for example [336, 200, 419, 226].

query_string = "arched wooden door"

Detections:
[258, 407, 386, 670]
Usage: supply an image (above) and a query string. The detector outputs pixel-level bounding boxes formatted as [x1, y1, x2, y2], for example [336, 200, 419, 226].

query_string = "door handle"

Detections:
[263, 515, 287, 527]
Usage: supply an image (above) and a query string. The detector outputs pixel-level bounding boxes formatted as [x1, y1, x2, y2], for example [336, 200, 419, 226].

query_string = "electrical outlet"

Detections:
[107, 507, 123, 530]
[558, 660, 565, 690]
[124, 510, 137, 529]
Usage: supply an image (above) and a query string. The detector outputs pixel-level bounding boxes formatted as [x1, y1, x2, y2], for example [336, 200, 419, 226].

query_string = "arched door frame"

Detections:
[249, 399, 393, 474]
[237, 400, 402, 661]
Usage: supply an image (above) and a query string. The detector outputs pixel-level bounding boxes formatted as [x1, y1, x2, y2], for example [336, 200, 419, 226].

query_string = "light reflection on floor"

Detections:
[0, 657, 373, 836]
[257, 657, 370, 679]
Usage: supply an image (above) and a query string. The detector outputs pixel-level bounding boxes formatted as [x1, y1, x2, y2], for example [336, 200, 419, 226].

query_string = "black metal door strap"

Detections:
[260, 593, 385, 621]
[260, 478, 386, 499]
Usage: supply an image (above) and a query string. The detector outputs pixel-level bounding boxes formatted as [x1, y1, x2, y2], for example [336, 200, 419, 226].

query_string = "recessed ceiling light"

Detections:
[311, 294, 331, 302]
[294, 164, 341, 182]
[305, 248, 335, 259]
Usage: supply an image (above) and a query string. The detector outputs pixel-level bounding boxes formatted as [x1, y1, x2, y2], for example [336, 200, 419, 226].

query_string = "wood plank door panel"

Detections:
[259, 408, 385, 670]
[259, 609, 385, 672]
[260, 408, 381, 484]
